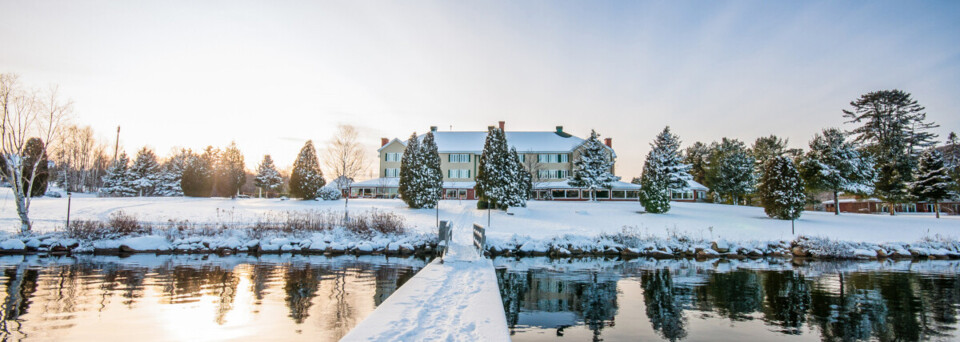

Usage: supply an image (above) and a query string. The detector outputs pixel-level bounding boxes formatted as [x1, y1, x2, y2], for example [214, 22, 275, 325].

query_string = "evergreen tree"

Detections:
[254, 154, 282, 197]
[798, 128, 875, 214]
[129, 147, 161, 196]
[22, 138, 49, 197]
[705, 138, 755, 204]
[475, 127, 512, 209]
[758, 156, 805, 220]
[639, 127, 692, 213]
[568, 130, 620, 201]
[509, 147, 532, 207]
[945, 132, 960, 194]
[419, 132, 443, 209]
[216, 141, 246, 198]
[683, 142, 711, 185]
[181, 147, 216, 197]
[751, 135, 800, 180]
[154, 148, 191, 197]
[910, 149, 954, 218]
[843, 89, 938, 215]
[101, 152, 135, 197]
[397, 132, 422, 208]
[289, 140, 325, 199]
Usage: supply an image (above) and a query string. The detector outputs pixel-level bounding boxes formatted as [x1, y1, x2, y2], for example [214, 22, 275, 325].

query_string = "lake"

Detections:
[1, 255, 958, 341]
[495, 257, 960, 341]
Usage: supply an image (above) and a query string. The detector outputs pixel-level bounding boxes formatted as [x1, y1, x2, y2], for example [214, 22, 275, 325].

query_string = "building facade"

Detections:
[822, 197, 960, 215]
[350, 122, 707, 201]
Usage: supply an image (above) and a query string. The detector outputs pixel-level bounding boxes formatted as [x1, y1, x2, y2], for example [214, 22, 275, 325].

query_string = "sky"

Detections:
[1, 0, 958, 179]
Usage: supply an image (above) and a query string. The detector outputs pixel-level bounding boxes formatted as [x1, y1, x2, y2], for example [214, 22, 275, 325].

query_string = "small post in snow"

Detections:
[487, 206, 491, 228]
[65, 192, 72, 230]
[791, 219, 795, 235]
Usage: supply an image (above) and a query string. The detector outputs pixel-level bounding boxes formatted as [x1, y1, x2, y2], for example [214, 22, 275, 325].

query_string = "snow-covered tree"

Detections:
[945, 132, 960, 195]
[216, 141, 245, 198]
[418, 132, 443, 209]
[152, 148, 190, 197]
[843, 89, 938, 215]
[100, 152, 135, 197]
[758, 156, 805, 220]
[910, 149, 954, 218]
[508, 147, 532, 207]
[705, 138, 755, 205]
[568, 130, 620, 201]
[181, 147, 215, 197]
[642, 270, 687, 341]
[751, 135, 800, 180]
[254, 154, 282, 197]
[398, 132, 422, 208]
[289, 140, 325, 199]
[683, 142, 711, 185]
[798, 128, 875, 215]
[475, 127, 513, 209]
[639, 127, 692, 213]
[128, 147, 160, 196]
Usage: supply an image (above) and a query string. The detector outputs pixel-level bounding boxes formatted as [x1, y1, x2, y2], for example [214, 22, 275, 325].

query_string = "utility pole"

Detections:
[113, 126, 120, 162]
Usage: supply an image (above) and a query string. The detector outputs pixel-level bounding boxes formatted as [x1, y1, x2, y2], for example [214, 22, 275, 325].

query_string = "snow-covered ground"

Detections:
[3, 189, 958, 245]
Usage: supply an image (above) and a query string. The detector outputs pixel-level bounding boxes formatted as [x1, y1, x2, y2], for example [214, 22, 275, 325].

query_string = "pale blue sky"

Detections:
[1, 0, 958, 177]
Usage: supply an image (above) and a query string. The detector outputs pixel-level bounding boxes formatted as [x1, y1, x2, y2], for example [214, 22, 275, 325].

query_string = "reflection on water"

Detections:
[0, 254, 425, 341]
[496, 258, 960, 342]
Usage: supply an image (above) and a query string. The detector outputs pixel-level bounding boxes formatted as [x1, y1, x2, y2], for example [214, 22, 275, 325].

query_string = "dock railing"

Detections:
[438, 220, 452, 262]
[472, 223, 486, 254]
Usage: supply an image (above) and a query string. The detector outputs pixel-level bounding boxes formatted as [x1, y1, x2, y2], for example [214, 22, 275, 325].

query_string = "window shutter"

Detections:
[466, 170, 470, 178]
[467, 154, 471, 162]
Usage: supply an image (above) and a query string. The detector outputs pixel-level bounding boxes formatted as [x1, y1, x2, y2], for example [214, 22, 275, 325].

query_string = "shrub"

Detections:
[66, 220, 107, 239]
[317, 186, 342, 200]
[347, 209, 405, 236]
[108, 211, 149, 235]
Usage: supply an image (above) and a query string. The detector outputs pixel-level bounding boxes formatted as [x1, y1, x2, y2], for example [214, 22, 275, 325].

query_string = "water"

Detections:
[0, 254, 427, 341]
[495, 258, 960, 342]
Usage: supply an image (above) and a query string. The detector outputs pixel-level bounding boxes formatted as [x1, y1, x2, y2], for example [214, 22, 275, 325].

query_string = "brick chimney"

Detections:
[430, 126, 437, 132]
[604, 138, 612, 148]
[556, 126, 563, 133]
[381, 138, 389, 147]
[498, 121, 505, 131]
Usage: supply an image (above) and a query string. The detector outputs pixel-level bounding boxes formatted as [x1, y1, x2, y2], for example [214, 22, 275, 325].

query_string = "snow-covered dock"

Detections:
[341, 225, 509, 341]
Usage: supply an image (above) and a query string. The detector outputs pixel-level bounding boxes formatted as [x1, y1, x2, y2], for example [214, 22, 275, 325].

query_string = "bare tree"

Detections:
[323, 125, 368, 221]
[523, 152, 547, 198]
[1, 74, 70, 232]
[53, 124, 110, 192]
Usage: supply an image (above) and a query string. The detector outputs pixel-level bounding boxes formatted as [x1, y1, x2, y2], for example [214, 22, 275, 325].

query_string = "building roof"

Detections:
[379, 130, 615, 155]
[821, 197, 883, 205]
[687, 179, 709, 191]
[534, 180, 642, 190]
[350, 178, 476, 189]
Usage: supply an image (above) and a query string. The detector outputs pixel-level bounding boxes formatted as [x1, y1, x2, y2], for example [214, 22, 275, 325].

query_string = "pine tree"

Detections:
[945, 132, 960, 195]
[254, 154, 282, 197]
[639, 127, 692, 213]
[154, 148, 191, 197]
[843, 89, 938, 215]
[475, 127, 512, 209]
[705, 138, 755, 204]
[181, 148, 215, 197]
[101, 152, 135, 197]
[129, 147, 161, 196]
[798, 128, 875, 214]
[568, 130, 620, 201]
[910, 149, 954, 218]
[289, 140, 325, 199]
[216, 141, 246, 198]
[22, 138, 49, 197]
[419, 132, 443, 209]
[758, 156, 805, 220]
[398, 132, 422, 208]
[751, 135, 800, 180]
[683, 142, 711, 185]
[510, 147, 532, 207]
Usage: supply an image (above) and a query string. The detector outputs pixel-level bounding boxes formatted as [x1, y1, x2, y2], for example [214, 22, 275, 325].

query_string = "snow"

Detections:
[2, 188, 959, 248]
[0, 238, 25, 250]
[535, 180, 640, 190]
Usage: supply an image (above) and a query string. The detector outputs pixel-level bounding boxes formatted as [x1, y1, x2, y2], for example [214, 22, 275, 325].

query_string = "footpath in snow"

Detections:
[341, 222, 509, 342]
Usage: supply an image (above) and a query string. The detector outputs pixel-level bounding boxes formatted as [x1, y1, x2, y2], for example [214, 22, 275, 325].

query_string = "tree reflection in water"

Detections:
[0, 255, 426, 341]
[497, 259, 960, 342]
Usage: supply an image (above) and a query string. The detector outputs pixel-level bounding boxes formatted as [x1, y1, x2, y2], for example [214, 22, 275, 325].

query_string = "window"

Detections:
[449, 154, 471, 163]
[385, 153, 401, 162]
[538, 154, 569, 163]
[538, 169, 570, 179]
[596, 190, 609, 199]
[671, 191, 694, 200]
[565, 190, 580, 198]
[447, 169, 471, 178]
[625, 191, 639, 199]
[445, 189, 458, 198]
[517, 154, 525, 163]
[612, 190, 626, 199]
[552, 190, 566, 198]
[385, 168, 399, 177]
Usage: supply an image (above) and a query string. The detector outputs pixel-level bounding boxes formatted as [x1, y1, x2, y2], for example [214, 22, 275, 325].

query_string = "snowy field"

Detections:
[1, 188, 958, 245]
